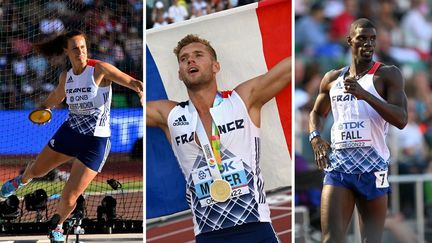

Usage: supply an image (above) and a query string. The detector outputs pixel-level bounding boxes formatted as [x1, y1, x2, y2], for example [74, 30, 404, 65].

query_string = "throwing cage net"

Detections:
[0, 0, 143, 234]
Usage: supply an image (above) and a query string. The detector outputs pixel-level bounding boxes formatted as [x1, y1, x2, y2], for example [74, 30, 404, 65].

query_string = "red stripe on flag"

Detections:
[256, 0, 292, 155]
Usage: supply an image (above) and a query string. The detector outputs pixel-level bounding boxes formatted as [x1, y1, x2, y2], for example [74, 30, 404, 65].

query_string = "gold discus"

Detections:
[29, 109, 52, 124]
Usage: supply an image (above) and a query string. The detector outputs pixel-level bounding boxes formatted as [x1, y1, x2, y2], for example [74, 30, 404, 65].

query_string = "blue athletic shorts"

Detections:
[196, 222, 279, 243]
[323, 170, 391, 200]
[48, 123, 111, 172]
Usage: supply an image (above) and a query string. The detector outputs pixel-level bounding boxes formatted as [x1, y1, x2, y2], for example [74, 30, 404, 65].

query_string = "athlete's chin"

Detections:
[76, 58, 87, 65]
[183, 80, 204, 90]
[184, 80, 214, 92]
[359, 56, 373, 63]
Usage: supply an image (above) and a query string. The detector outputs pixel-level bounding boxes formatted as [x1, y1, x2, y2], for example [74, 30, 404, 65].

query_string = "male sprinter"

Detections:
[147, 34, 291, 242]
[309, 18, 408, 243]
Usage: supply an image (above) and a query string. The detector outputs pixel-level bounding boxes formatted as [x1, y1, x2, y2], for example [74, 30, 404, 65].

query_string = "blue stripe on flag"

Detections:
[146, 46, 168, 101]
[146, 46, 188, 218]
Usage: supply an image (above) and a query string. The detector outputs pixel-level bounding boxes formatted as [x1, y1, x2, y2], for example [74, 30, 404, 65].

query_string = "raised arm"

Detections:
[234, 57, 291, 124]
[39, 71, 67, 110]
[96, 61, 143, 103]
[309, 70, 337, 170]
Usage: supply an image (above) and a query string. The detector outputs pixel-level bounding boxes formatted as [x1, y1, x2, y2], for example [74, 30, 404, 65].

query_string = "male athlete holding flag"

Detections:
[147, 34, 291, 242]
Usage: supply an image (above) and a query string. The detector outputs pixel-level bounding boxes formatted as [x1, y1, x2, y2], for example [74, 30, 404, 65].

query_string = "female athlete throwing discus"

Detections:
[0, 30, 143, 243]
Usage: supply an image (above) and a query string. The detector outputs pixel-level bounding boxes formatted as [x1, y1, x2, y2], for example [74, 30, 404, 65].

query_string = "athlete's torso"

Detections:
[328, 62, 389, 173]
[167, 91, 271, 235]
[65, 59, 112, 137]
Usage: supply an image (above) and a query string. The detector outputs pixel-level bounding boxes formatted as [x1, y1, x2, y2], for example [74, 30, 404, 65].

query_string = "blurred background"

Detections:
[295, 0, 432, 242]
[146, 0, 259, 29]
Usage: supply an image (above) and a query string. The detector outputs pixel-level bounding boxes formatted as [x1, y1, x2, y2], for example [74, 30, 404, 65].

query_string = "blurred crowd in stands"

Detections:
[0, 0, 143, 109]
[146, 0, 259, 29]
[295, 0, 432, 238]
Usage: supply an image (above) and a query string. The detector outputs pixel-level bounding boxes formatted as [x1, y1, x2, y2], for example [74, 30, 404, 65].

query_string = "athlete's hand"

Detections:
[310, 136, 331, 170]
[343, 77, 367, 100]
[138, 91, 144, 107]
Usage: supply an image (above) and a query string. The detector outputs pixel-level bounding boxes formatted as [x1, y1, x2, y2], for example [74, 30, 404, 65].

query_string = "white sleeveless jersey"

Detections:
[328, 62, 390, 174]
[167, 91, 271, 236]
[65, 59, 112, 137]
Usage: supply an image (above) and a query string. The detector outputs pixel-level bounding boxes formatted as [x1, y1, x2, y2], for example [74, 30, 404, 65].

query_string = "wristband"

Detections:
[309, 130, 320, 143]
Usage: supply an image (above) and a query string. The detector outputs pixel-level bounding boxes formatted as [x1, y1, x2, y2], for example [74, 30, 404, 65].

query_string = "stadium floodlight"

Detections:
[24, 189, 48, 222]
[0, 195, 20, 220]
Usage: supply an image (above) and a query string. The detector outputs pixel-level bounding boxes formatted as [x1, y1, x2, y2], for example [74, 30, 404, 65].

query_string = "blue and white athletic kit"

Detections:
[167, 91, 276, 239]
[325, 62, 390, 199]
[64, 59, 111, 137]
[48, 59, 111, 172]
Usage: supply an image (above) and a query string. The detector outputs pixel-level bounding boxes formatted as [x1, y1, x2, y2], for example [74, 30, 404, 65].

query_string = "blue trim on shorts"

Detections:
[196, 222, 279, 243]
[323, 170, 391, 200]
[47, 123, 111, 172]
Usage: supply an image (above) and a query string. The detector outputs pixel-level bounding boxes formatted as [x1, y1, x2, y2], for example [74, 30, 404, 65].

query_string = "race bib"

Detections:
[374, 170, 389, 188]
[333, 119, 372, 149]
[192, 157, 250, 207]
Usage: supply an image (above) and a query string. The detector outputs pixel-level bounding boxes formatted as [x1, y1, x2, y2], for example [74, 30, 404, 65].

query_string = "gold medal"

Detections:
[210, 179, 232, 202]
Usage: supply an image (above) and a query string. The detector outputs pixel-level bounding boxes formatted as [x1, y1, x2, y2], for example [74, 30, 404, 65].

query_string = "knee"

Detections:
[61, 193, 81, 208]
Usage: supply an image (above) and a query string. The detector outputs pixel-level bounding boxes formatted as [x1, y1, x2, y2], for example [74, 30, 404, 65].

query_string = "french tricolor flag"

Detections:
[146, 0, 292, 218]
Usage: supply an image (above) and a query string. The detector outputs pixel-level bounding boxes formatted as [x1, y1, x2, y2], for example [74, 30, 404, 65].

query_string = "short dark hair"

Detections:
[349, 18, 376, 36]
[173, 34, 217, 61]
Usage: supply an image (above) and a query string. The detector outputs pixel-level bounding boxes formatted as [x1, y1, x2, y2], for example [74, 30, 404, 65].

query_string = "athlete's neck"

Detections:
[71, 60, 88, 75]
[188, 85, 218, 114]
[349, 60, 374, 78]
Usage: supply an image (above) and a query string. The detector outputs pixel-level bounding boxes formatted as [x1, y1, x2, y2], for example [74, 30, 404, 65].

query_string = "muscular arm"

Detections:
[345, 65, 408, 129]
[147, 100, 177, 141]
[309, 71, 335, 132]
[39, 72, 67, 109]
[309, 70, 338, 169]
[234, 57, 291, 124]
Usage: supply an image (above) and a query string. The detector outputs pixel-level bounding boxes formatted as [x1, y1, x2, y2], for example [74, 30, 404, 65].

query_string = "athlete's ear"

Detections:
[212, 61, 220, 74]
[178, 69, 184, 82]
[347, 36, 352, 46]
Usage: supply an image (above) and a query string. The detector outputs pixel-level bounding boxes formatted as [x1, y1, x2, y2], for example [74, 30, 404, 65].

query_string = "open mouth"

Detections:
[362, 49, 373, 56]
[188, 67, 199, 74]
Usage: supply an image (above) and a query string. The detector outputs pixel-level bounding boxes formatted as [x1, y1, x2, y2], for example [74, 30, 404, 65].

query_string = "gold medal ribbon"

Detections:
[211, 93, 224, 173]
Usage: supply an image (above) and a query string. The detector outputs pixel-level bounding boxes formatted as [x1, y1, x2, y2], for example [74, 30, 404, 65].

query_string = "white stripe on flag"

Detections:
[147, 3, 265, 101]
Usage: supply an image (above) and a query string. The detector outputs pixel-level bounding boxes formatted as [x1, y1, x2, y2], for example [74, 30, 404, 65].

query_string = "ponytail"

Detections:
[33, 30, 86, 57]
